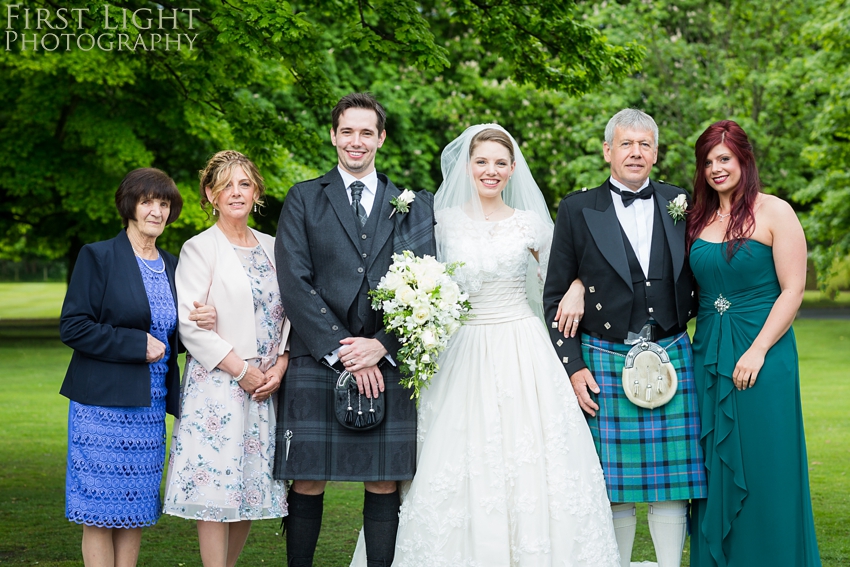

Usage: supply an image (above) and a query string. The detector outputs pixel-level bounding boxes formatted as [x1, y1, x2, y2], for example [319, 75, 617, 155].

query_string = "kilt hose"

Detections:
[581, 332, 707, 503]
[273, 355, 417, 482]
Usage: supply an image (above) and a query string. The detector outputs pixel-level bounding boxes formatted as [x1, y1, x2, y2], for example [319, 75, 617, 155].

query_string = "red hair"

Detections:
[686, 120, 759, 259]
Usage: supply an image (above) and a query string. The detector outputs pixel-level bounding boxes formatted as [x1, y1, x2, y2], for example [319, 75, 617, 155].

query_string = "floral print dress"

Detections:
[163, 244, 287, 521]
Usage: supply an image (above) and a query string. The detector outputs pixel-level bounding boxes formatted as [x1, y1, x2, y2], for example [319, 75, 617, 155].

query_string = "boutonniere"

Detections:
[389, 189, 416, 218]
[667, 194, 688, 224]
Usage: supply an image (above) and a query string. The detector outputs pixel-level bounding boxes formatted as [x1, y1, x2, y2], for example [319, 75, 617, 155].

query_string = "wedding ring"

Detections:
[573, 319, 580, 323]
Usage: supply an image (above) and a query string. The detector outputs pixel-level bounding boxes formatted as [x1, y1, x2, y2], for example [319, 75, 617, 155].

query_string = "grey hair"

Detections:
[604, 108, 659, 147]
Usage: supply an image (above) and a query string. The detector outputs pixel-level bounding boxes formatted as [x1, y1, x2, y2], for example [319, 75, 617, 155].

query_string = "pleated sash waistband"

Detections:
[464, 279, 535, 325]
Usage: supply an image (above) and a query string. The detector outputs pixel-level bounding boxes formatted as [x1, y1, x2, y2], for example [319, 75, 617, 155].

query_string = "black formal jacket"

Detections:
[59, 230, 181, 416]
[543, 179, 698, 376]
[275, 167, 436, 361]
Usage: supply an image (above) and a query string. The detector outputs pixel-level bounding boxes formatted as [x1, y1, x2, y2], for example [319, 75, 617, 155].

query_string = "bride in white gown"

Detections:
[351, 124, 619, 566]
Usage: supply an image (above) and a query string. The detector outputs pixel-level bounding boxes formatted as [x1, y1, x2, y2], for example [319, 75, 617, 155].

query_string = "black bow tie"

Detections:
[611, 184, 654, 208]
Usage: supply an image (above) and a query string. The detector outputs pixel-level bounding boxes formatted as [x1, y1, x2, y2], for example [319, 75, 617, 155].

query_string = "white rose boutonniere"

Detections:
[389, 189, 416, 218]
[667, 194, 688, 224]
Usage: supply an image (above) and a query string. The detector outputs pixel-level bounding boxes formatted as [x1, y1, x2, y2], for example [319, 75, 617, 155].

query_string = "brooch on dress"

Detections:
[714, 294, 731, 315]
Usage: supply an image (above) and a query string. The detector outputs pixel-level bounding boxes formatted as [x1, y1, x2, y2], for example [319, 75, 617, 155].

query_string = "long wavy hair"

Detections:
[686, 120, 759, 259]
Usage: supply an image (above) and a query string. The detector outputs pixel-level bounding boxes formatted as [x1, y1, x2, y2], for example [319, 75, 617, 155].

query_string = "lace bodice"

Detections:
[435, 207, 552, 294]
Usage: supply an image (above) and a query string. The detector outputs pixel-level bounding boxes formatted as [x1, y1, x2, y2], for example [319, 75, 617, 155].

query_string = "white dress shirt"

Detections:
[610, 177, 654, 278]
[338, 166, 379, 217]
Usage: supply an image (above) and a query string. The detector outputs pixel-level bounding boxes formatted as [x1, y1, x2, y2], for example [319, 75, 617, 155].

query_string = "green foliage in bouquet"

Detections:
[370, 251, 472, 401]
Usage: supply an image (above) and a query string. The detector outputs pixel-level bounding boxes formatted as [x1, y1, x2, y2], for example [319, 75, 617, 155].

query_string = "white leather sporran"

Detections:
[622, 340, 678, 409]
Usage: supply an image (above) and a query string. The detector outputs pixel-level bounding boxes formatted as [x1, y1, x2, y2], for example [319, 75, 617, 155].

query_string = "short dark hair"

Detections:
[331, 92, 386, 133]
[115, 168, 183, 227]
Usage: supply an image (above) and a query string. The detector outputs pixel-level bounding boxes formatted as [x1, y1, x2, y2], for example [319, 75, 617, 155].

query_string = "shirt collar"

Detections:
[338, 166, 378, 195]
[609, 176, 650, 194]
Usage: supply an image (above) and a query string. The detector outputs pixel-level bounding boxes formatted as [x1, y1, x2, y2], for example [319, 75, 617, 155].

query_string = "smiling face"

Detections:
[128, 197, 170, 240]
[703, 142, 742, 196]
[206, 164, 256, 223]
[330, 107, 386, 177]
[603, 126, 658, 191]
[469, 140, 515, 201]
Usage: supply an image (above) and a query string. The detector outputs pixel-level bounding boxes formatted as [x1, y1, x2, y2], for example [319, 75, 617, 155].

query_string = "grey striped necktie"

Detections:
[349, 181, 368, 227]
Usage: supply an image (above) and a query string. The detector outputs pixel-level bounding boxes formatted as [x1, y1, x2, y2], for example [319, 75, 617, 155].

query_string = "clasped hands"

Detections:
[339, 337, 387, 399]
[145, 301, 217, 363]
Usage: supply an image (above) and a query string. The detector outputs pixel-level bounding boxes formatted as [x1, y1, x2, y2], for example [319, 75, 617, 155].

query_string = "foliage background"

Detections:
[0, 0, 848, 284]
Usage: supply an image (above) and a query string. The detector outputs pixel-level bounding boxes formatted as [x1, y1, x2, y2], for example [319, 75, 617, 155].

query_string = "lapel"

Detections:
[652, 180, 686, 281]
[160, 248, 178, 315]
[582, 181, 633, 291]
[322, 168, 363, 252]
[115, 229, 152, 329]
[369, 174, 399, 269]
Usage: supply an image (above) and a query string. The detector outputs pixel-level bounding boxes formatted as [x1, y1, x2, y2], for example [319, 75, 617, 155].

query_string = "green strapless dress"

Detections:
[689, 239, 820, 567]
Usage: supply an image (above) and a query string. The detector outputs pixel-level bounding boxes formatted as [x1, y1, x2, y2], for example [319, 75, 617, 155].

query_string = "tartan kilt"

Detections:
[272, 355, 416, 482]
[582, 332, 707, 503]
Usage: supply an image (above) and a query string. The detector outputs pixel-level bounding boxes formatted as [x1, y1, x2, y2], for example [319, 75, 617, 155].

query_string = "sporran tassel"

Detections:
[366, 398, 377, 425]
[634, 380, 640, 397]
[645, 383, 653, 402]
[345, 390, 354, 424]
[657, 376, 664, 394]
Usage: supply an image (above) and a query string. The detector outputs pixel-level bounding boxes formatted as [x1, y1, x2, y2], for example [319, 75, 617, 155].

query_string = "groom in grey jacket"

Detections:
[274, 93, 435, 567]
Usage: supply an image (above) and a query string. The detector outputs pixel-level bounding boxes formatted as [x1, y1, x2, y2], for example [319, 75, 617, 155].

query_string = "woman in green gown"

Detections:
[686, 120, 821, 567]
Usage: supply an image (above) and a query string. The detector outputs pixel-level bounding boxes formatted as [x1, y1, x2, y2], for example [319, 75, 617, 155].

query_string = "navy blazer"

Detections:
[59, 229, 181, 416]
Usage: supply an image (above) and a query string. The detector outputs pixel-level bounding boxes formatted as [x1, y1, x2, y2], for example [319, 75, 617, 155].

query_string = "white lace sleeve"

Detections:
[525, 210, 553, 285]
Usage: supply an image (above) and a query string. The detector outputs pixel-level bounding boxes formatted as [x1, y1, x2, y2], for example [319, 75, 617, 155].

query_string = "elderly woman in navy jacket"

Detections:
[59, 168, 213, 567]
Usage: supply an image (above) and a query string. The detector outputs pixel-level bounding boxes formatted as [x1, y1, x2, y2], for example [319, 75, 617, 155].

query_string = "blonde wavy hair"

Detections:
[199, 150, 266, 216]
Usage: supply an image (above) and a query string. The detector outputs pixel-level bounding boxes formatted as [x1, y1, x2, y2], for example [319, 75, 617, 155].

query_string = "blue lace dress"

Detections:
[65, 255, 176, 528]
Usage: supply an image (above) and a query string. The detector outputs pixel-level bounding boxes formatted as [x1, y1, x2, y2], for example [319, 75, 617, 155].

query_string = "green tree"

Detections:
[0, 0, 642, 276]
[797, 0, 850, 289]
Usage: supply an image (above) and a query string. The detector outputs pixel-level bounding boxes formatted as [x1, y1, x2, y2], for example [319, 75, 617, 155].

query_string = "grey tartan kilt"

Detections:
[272, 355, 417, 481]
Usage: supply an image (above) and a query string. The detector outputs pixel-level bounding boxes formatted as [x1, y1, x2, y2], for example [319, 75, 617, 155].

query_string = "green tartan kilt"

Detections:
[582, 332, 707, 503]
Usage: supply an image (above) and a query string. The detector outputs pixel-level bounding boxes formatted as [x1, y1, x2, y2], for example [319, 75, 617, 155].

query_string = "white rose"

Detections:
[440, 283, 459, 305]
[412, 306, 431, 325]
[421, 329, 438, 348]
[673, 194, 687, 207]
[399, 189, 416, 205]
[397, 285, 417, 306]
[409, 260, 428, 281]
[383, 271, 404, 292]
[419, 275, 437, 293]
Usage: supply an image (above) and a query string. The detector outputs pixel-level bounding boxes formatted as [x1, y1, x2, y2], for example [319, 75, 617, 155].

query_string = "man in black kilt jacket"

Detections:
[273, 93, 435, 567]
[543, 109, 706, 567]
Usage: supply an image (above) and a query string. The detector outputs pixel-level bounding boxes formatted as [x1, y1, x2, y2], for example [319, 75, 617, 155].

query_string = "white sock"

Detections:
[611, 503, 637, 567]
[647, 500, 688, 567]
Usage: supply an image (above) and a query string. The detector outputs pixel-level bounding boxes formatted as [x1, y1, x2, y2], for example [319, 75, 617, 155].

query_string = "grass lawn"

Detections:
[0, 322, 848, 566]
[0, 283, 67, 319]
[2, 284, 847, 322]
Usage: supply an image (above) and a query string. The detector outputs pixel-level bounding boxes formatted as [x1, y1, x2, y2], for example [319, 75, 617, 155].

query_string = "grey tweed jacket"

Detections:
[275, 167, 436, 361]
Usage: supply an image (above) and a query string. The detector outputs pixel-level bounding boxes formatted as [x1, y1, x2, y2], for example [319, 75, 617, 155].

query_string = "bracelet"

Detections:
[234, 361, 249, 382]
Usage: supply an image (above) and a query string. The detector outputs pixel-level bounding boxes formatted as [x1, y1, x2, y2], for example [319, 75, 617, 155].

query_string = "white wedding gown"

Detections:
[351, 208, 619, 567]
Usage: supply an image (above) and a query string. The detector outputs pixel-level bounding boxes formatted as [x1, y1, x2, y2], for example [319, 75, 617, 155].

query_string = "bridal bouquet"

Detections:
[370, 251, 471, 401]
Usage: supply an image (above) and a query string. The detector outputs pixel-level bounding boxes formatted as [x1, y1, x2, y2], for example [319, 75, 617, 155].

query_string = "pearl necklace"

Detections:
[132, 247, 165, 273]
[716, 209, 731, 222]
[483, 203, 504, 221]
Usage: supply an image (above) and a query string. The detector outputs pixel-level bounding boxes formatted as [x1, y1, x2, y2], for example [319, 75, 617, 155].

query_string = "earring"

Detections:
[253, 203, 257, 213]
[212, 208, 217, 216]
